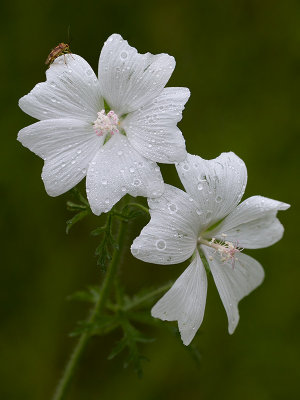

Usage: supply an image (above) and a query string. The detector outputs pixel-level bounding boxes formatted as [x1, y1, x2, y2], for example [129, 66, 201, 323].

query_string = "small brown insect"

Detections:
[45, 43, 71, 66]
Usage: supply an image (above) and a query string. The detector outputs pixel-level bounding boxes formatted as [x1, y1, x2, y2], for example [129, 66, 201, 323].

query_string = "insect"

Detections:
[45, 42, 71, 66]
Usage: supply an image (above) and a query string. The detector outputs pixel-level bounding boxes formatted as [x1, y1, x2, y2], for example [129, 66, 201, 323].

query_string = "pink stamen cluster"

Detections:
[93, 110, 119, 137]
[198, 235, 244, 268]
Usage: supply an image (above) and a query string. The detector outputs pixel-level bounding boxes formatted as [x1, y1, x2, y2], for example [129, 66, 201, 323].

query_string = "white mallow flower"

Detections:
[18, 34, 190, 215]
[131, 152, 289, 345]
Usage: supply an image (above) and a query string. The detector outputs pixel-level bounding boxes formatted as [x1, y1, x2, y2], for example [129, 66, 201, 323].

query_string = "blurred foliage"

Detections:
[0, 0, 299, 399]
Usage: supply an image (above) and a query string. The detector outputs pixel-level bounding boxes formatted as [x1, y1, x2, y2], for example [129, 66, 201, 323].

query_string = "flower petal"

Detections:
[18, 118, 101, 196]
[98, 34, 175, 115]
[202, 247, 264, 334]
[19, 54, 102, 122]
[151, 251, 207, 346]
[86, 133, 164, 215]
[176, 152, 247, 228]
[209, 196, 290, 248]
[123, 87, 189, 163]
[131, 184, 200, 265]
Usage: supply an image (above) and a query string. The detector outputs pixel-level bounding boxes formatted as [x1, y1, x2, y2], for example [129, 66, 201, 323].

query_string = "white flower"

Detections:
[131, 152, 290, 345]
[18, 34, 190, 215]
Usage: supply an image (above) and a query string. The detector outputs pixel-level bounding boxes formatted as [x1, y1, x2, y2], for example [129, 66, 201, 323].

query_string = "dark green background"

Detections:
[1, 0, 299, 399]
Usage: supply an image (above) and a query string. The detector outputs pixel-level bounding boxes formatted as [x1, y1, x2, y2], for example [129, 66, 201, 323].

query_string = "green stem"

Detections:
[52, 219, 127, 400]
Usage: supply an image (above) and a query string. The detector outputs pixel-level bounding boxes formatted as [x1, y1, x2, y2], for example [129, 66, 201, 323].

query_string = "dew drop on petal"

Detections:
[206, 210, 212, 221]
[215, 195, 222, 203]
[101, 179, 108, 185]
[120, 51, 128, 60]
[156, 239, 166, 251]
[168, 203, 177, 214]
[197, 183, 203, 191]
[133, 179, 141, 186]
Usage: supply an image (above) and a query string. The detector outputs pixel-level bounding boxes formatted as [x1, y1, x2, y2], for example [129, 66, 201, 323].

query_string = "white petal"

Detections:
[209, 196, 290, 248]
[202, 247, 264, 334]
[131, 184, 200, 265]
[98, 34, 175, 115]
[18, 119, 101, 196]
[123, 87, 189, 163]
[86, 133, 164, 215]
[151, 251, 207, 346]
[19, 54, 102, 122]
[176, 152, 247, 228]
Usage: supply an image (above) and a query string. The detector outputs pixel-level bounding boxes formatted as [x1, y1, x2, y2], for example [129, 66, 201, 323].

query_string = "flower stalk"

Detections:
[52, 217, 127, 400]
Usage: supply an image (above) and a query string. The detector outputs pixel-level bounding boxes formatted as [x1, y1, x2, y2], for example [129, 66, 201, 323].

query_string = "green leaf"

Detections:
[108, 318, 153, 377]
[66, 209, 89, 234]
[66, 201, 88, 211]
[70, 314, 120, 337]
[67, 286, 101, 303]
[108, 337, 127, 360]
[90, 226, 107, 236]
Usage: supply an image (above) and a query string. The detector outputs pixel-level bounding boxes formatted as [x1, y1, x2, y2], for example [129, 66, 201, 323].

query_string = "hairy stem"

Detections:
[52, 219, 127, 400]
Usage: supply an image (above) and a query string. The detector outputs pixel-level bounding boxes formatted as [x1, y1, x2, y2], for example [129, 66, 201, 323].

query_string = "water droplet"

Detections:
[168, 203, 177, 213]
[156, 239, 166, 251]
[101, 179, 108, 185]
[155, 167, 160, 172]
[182, 163, 190, 171]
[196, 209, 202, 216]
[197, 183, 203, 191]
[71, 160, 76, 165]
[133, 179, 141, 186]
[131, 248, 139, 255]
[117, 150, 123, 156]
[86, 69, 93, 76]
[215, 195, 222, 203]
[129, 167, 135, 173]
[120, 51, 128, 60]
[51, 97, 56, 103]
[206, 210, 212, 221]
[121, 186, 126, 192]
[76, 149, 82, 154]
[105, 198, 110, 204]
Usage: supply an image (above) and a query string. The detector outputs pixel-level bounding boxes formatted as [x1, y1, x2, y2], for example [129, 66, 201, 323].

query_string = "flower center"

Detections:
[93, 110, 119, 137]
[198, 235, 243, 267]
